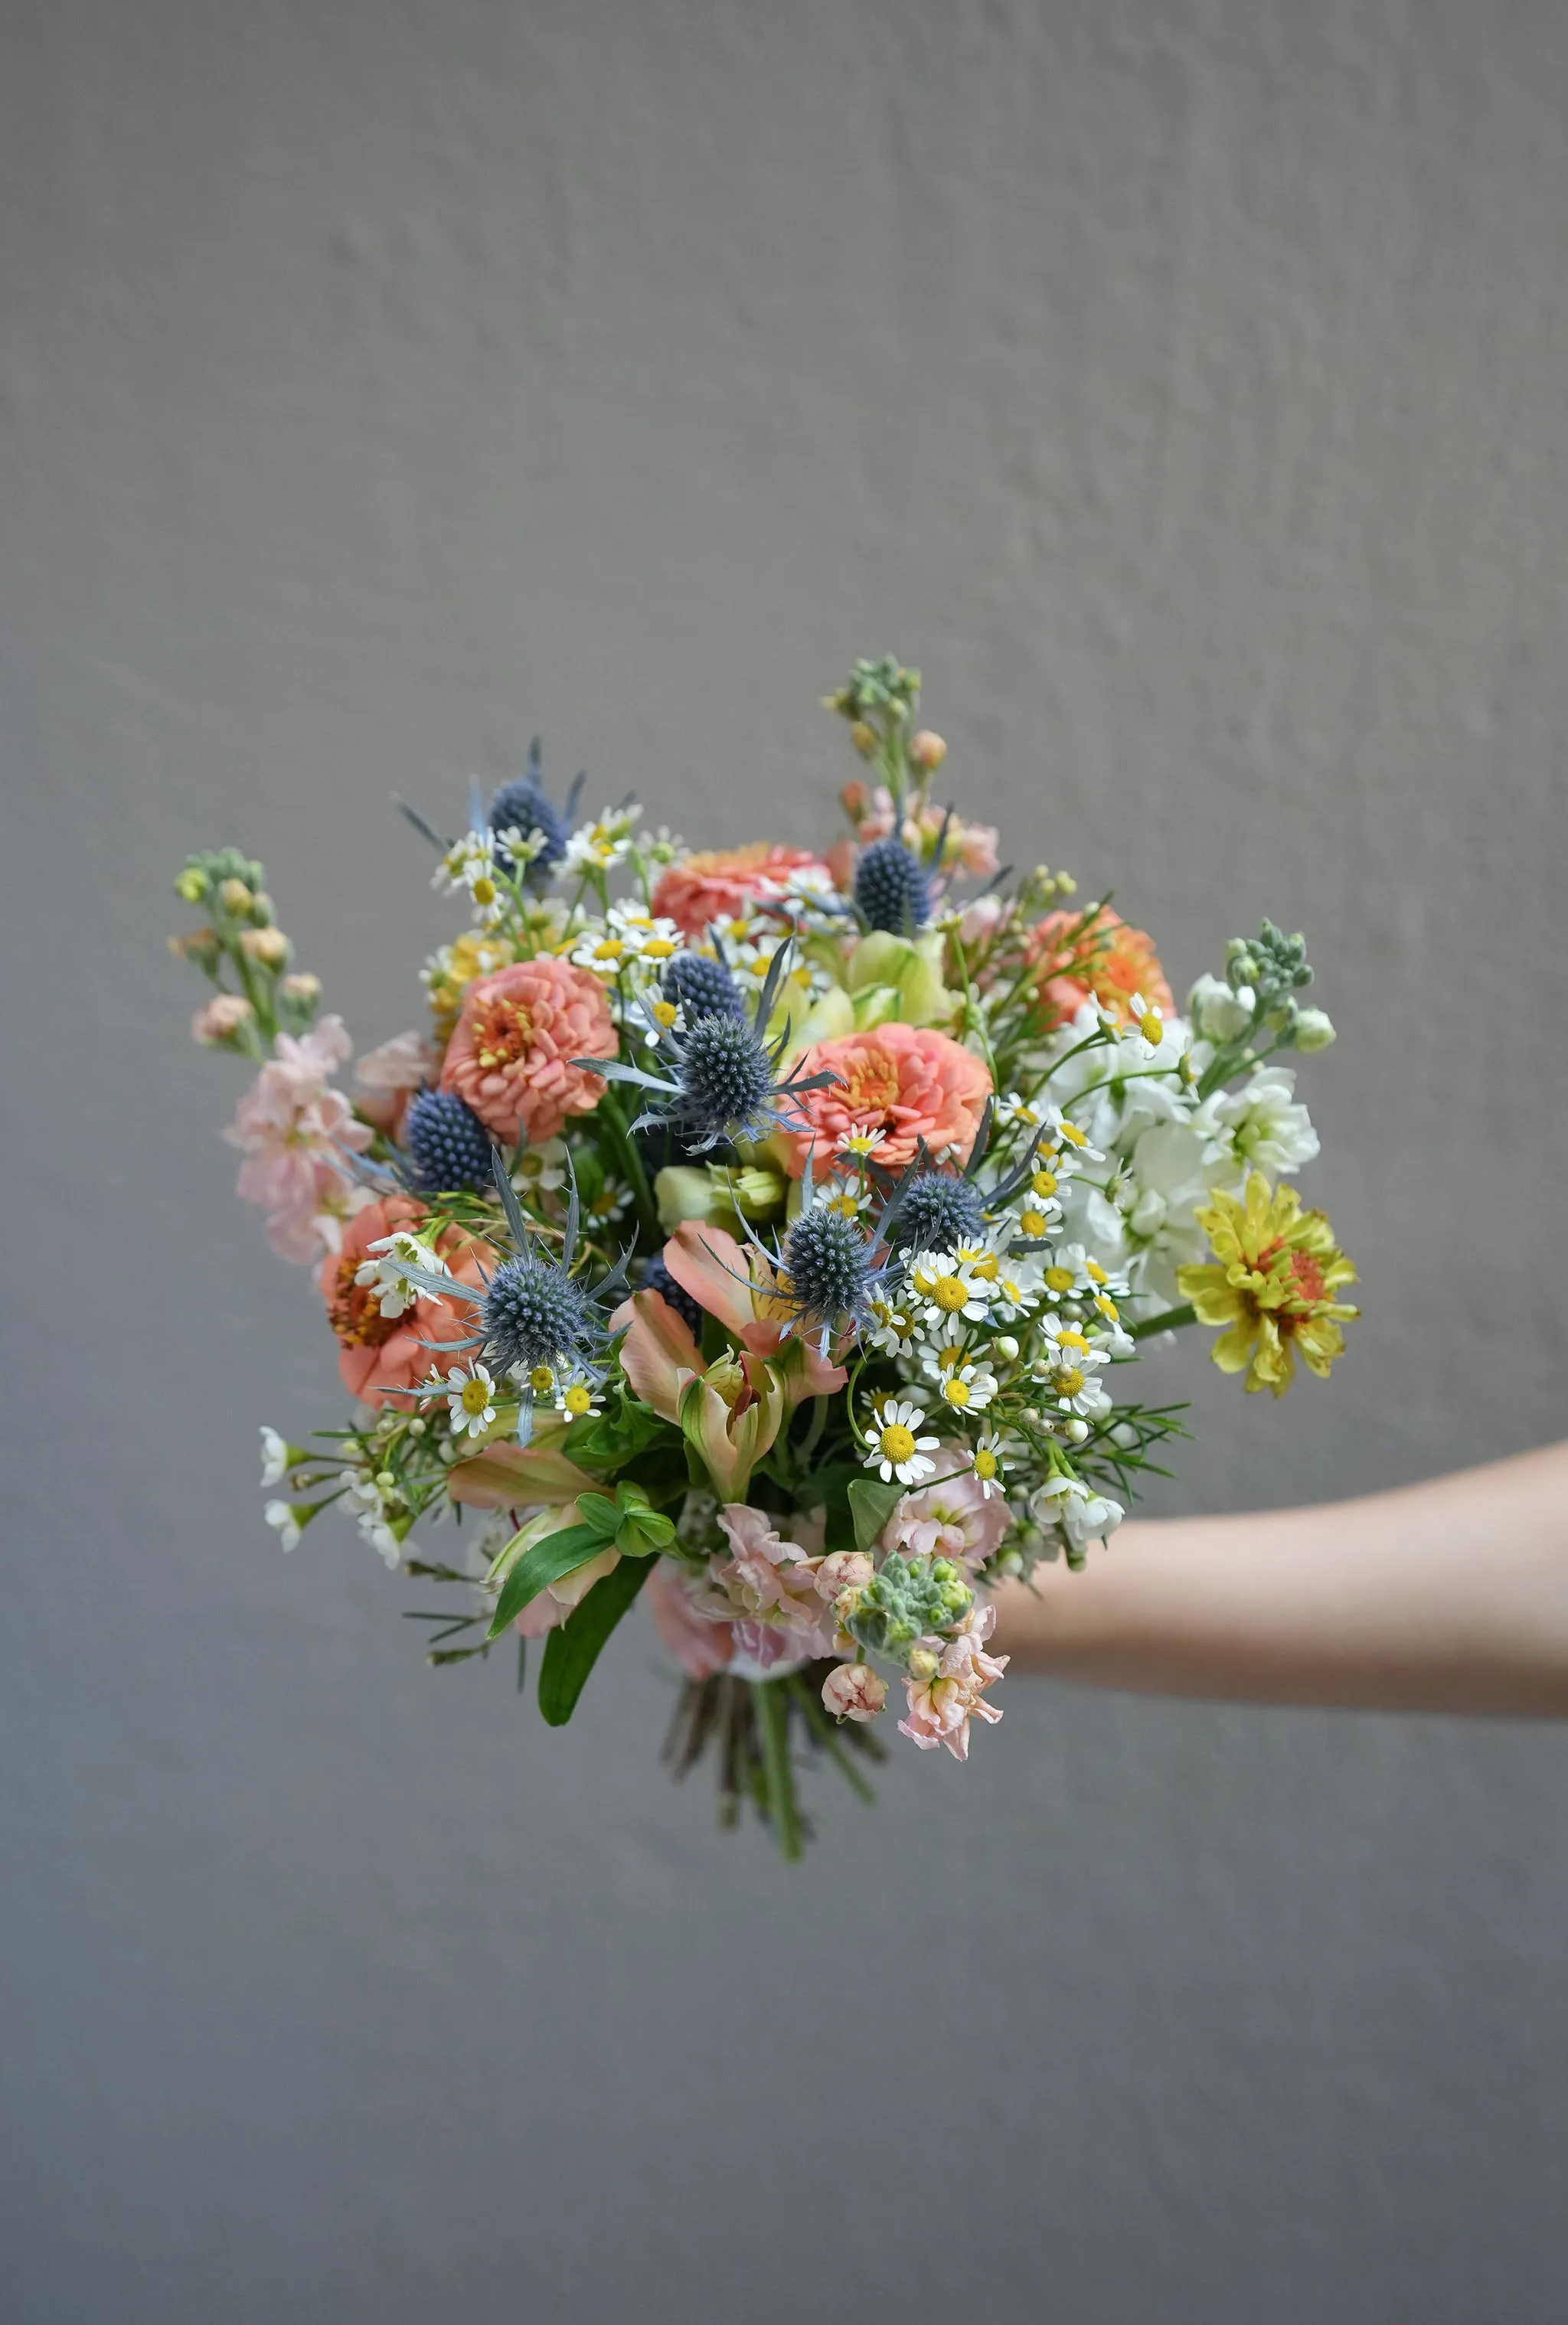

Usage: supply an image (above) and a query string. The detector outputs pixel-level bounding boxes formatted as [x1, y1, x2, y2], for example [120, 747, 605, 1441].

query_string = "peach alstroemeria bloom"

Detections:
[660, 1221, 848, 1407]
[447, 1440, 603, 1512]
[612, 1286, 786, 1501]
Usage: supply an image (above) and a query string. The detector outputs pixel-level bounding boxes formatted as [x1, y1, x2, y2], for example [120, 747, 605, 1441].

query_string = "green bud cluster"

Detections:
[846, 1550, 974, 1661]
[822, 656, 922, 726]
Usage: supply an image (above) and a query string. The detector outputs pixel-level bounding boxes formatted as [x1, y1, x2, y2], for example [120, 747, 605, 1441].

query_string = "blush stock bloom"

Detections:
[223, 1014, 375, 1262]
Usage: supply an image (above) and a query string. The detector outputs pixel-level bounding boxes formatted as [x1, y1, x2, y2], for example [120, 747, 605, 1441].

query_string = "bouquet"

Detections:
[166, 658, 1357, 1856]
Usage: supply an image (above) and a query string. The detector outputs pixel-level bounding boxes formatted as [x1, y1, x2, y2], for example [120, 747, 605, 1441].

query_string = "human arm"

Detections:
[988, 1442, 1568, 1715]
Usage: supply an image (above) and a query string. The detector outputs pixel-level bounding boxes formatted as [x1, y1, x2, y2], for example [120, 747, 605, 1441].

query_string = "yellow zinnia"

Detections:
[1176, 1173, 1358, 1398]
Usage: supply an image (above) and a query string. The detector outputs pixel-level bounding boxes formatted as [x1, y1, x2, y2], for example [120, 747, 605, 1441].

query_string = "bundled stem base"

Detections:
[662, 1662, 887, 1860]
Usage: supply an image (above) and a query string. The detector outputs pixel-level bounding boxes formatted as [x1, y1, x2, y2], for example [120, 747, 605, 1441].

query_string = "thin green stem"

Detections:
[596, 1085, 660, 1245]
[755, 1680, 802, 1862]
[1130, 1301, 1197, 1340]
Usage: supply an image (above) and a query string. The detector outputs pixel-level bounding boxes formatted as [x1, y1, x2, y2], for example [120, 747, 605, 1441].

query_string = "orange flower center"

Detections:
[472, 993, 535, 1073]
[840, 1050, 901, 1119]
[327, 1257, 403, 1349]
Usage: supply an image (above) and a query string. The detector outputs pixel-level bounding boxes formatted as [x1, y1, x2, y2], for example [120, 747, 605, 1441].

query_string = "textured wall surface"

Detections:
[4, 3, 1567, 2319]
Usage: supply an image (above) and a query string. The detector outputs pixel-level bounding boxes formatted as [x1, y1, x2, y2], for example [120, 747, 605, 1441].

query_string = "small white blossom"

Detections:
[356, 1232, 449, 1320]
[936, 1362, 999, 1415]
[555, 1372, 604, 1421]
[906, 1249, 991, 1327]
[264, 1499, 302, 1551]
[260, 1428, 290, 1488]
[442, 1363, 498, 1438]
[862, 1398, 941, 1487]
[512, 1137, 568, 1198]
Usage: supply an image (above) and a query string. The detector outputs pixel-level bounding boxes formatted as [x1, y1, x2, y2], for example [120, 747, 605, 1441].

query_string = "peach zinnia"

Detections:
[651, 844, 831, 941]
[318, 1196, 485, 1411]
[439, 956, 616, 1145]
[1025, 906, 1174, 1029]
[776, 1023, 991, 1177]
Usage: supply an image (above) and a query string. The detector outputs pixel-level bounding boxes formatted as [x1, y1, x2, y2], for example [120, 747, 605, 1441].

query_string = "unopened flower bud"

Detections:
[174, 864, 210, 904]
[191, 992, 254, 1047]
[407, 1417, 426, 1437]
[998, 1548, 1024, 1578]
[1066, 1417, 1089, 1442]
[822, 1663, 887, 1723]
[815, 1550, 874, 1602]
[910, 729, 947, 771]
[218, 877, 253, 915]
[240, 924, 289, 967]
[250, 891, 275, 926]
[849, 720, 877, 759]
[995, 1334, 1020, 1363]
[168, 926, 221, 967]
[279, 970, 322, 1004]
[906, 1647, 939, 1683]
[1293, 1006, 1336, 1052]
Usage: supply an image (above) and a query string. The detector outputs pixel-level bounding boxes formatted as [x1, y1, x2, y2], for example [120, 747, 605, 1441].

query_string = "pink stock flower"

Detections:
[897, 1602, 1008, 1762]
[650, 844, 834, 940]
[822, 1664, 887, 1723]
[317, 1195, 485, 1411]
[223, 1014, 377, 1263]
[354, 1028, 438, 1138]
[776, 1023, 992, 1177]
[880, 1451, 1012, 1568]
[712, 1505, 826, 1636]
[814, 1550, 874, 1602]
[439, 956, 617, 1145]
[645, 1560, 735, 1680]
[958, 893, 1007, 949]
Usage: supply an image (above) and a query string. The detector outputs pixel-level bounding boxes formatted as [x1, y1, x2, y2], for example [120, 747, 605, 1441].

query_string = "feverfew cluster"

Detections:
[164, 661, 1357, 1857]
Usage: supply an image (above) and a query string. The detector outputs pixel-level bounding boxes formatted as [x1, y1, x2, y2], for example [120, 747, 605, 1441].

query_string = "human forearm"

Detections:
[990, 1443, 1568, 1715]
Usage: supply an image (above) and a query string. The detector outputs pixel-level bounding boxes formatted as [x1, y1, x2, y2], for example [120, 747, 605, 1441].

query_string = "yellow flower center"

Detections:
[460, 1378, 491, 1415]
[652, 998, 679, 1027]
[879, 1423, 917, 1463]
[1139, 1011, 1163, 1044]
[471, 877, 497, 907]
[1059, 1122, 1088, 1148]
[529, 1365, 555, 1395]
[1085, 1259, 1108, 1285]
[1031, 1171, 1057, 1198]
[1056, 1327, 1090, 1353]
[1053, 1365, 1085, 1397]
[564, 1383, 594, 1416]
[1045, 1265, 1076, 1292]
[642, 937, 676, 959]
[935, 1343, 965, 1373]
[593, 938, 624, 962]
[975, 1448, 998, 1480]
[969, 1252, 999, 1280]
[942, 1377, 972, 1407]
[1095, 1293, 1119, 1321]
[1019, 1210, 1048, 1239]
[828, 1192, 860, 1219]
[933, 1277, 971, 1313]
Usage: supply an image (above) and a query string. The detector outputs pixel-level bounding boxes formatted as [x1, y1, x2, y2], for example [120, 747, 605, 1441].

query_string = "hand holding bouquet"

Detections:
[166, 658, 1356, 1855]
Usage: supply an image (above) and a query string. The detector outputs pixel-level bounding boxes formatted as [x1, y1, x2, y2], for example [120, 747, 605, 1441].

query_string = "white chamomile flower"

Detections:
[571, 922, 634, 976]
[1037, 1344, 1112, 1420]
[867, 1298, 922, 1358]
[443, 1363, 498, 1439]
[862, 1397, 941, 1487]
[587, 1179, 632, 1227]
[645, 825, 685, 864]
[639, 991, 686, 1046]
[1127, 991, 1168, 1055]
[564, 806, 640, 874]
[1039, 1244, 1096, 1303]
[936, 1362, 998, 1415]
[492, 822, 546, 872]
[512, 1138, 568, 1197]
[263, 1499, 302, 1551]
[971, 1430, 1011, 1498]
[838, 1127, 887, 1163]
[993, 1091, 1045, 1133]
[989, 1255, 1044, 1321]
[1041, 1105, 1104, 1166]
[607, 903, 681, 964]
[907, 1249, 991, 1327]
[555, 1372, 603, 1421]
[260, 1427, 291, 1488]
[357, 1231, 449, 1320]
[1040, 1317, 1110, 1371]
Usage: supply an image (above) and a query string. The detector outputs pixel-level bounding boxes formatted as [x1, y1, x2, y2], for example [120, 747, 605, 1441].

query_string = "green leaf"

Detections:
[848, 1474, 904, 1555]
[486, 1520, 605, 1640]
[537, 1556, 652, 1726]
[573, 1492, 626, 1540]
[615, 1511, 675, 1558]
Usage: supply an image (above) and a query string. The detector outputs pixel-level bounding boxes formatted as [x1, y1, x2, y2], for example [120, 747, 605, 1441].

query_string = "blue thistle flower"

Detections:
[779, 1205, 873, 1341]
[582, 941, 840, 1155]
[855, 837, 929, 933]
[403, 1089, 495, 1194]
[371, 1151, 629, 1445]
[884, 1167, 985, 1252]
[662, 951, 744, 1020]
[488, 741, 582, 886]
[642, 1255, 704, 1338]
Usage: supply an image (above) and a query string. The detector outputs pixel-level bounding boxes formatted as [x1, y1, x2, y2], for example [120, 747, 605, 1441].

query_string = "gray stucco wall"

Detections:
[4, 4, 1566, 2318]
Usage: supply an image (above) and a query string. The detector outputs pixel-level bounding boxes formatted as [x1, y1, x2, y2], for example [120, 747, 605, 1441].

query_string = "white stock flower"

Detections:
[260, 1428, 290, 1488]
[263, 1500, 302, 1550]
[356, 1231, 449, 1320]
[1200, 1066, 1320, 1177]
[1187, 972, 1255, 1043]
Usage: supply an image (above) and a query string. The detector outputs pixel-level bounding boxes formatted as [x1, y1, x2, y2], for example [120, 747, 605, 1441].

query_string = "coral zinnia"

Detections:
[651, 844, 831, 940]
[1026, 905, 1174, 1028]
[439, 956, 617, 1145]
[318, 1196, 485, 1410]
[776, 1022, 992, 1177]
[1177, 1172, 1358, 1397]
